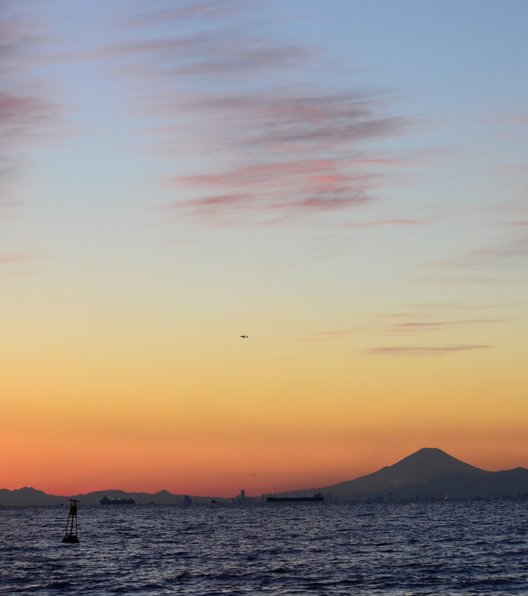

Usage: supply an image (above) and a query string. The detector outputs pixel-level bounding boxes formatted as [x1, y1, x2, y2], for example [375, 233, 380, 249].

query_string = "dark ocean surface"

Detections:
[1, 501, 527, 594]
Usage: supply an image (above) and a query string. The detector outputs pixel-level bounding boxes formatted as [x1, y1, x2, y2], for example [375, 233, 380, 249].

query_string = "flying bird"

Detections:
[240, 334, 249, 339]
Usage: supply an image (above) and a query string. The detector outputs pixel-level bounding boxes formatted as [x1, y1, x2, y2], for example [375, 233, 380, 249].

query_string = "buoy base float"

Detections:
[62, 534, 79, 544]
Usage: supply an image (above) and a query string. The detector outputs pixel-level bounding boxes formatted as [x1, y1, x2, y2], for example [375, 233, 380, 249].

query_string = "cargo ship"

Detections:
[266, 492, 324, 503]
[100, 496, 136, 505]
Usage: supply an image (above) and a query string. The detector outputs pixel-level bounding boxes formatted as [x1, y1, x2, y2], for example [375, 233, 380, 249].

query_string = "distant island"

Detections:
[1, 448, 527, 506]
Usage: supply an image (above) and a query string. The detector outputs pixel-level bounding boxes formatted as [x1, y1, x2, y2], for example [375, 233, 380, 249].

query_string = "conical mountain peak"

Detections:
[396, 447, 470, 466]
[414, 447, 445, 455]
[379, 447, 484, 480]
[314, 447, 486, 500]
[408, 447, 453, 457]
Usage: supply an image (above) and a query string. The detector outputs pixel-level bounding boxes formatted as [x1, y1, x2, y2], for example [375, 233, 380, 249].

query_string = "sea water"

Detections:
[1, 501, 527, 594]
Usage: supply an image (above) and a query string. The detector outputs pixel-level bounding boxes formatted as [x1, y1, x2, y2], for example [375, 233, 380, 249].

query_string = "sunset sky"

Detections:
[1, 0, 527, 497]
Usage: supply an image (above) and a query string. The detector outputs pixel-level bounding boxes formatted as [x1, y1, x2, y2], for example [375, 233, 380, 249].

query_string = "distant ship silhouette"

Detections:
[100, 496, 135, 505]
[266, 492, 324, 503]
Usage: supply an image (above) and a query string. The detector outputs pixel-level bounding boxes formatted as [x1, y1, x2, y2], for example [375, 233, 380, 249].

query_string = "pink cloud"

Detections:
[168, 93, 404, 156]
[0, 7, 64, 206]
[104, 27, 307, 79]
[164, 192, 251, 215]
[107, 1, 410, 225]
[165, 156, 381, 220]
[175, 160, 353, 188]
[390, 319, 504, 331]
[180, 193, 249, 208]
[367, 345, 493, 356]
[123, 0, 248, 27]
[0, 92, 58, 133]
[0, 253, 32, 265]
[290, 194, 369, 211]
[0, 14, 49, 75]
[344, 219, 426, 228]
[440, 236, 528, 271]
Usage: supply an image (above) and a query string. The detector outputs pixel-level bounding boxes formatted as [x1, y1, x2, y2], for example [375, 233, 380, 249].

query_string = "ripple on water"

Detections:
[1, 502, 528, 594]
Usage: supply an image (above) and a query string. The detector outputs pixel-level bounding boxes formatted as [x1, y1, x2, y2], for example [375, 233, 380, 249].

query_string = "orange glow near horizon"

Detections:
[2, 322, 527, 497]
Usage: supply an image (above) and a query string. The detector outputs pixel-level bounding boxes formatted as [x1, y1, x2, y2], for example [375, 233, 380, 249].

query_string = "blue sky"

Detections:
[4, 0, 527, 323]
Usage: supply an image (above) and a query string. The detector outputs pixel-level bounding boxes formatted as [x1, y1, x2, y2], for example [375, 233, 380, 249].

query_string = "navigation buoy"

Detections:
[62, 499, 80, 544]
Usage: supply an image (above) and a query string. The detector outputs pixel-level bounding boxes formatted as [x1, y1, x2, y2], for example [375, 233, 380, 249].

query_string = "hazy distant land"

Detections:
[2, 448, 527, 506]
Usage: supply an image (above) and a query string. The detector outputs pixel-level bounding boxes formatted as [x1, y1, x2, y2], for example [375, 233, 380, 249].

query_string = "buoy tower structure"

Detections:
[62, 499, 80, 544]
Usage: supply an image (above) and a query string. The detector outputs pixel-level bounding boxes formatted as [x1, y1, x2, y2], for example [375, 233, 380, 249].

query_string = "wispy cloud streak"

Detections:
[432, 197, 528, 282]
[0, 6, 63, 206]
[367, 345, 493, 357]
[441, 236, 528, 270]
[389, 319, 504, 332]
[109, 0, 408, 224]
[343, 218, 426, 229]
[0, 253, 32, 265]
[123, 0, 247, 26]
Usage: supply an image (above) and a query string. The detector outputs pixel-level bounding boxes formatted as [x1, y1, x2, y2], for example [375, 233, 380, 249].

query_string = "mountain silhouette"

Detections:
[272, 448, 527, 501]
[393, 467, 528, 500]
[0, 487, 64, 506]
[0, 487, 209, 507]
[2, 448, 527, 505]
[323, 447, 485, 498]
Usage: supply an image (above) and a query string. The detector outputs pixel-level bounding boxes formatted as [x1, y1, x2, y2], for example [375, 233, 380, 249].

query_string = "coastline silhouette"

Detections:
[2, 448, 527, 506]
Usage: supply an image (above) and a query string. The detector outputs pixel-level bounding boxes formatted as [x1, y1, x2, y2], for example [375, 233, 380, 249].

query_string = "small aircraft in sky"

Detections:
[240, 334, 249, 339]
